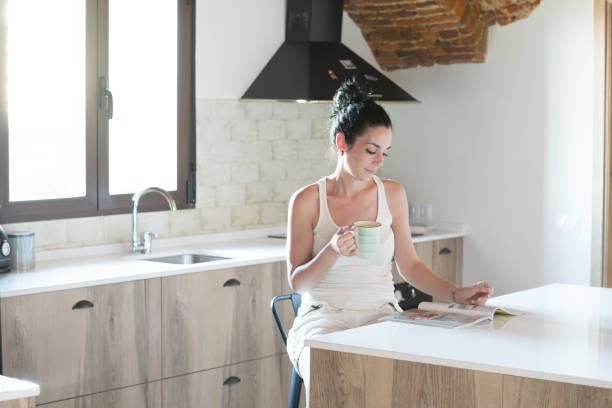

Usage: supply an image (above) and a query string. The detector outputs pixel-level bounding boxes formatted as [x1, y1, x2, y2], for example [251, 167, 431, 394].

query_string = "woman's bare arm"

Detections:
[386, 181, 493, 304]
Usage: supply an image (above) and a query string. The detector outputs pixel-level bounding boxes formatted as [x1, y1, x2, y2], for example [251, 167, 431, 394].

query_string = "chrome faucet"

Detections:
[131, 187, 177, 253]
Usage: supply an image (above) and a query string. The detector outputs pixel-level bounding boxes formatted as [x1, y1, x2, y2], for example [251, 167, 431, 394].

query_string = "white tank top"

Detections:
[301, 175, 400, 311]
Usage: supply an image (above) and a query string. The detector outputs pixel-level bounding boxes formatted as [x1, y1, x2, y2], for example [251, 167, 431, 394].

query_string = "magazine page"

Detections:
[380, 309, 491, 329]
[418, 302, 518, 318]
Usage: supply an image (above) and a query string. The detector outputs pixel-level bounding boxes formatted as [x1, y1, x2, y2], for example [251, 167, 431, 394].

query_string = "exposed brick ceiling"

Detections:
[344, 0, 542, 70]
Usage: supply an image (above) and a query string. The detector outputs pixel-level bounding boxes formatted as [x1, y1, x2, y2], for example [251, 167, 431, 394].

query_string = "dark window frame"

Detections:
[0, 0, 196, 224]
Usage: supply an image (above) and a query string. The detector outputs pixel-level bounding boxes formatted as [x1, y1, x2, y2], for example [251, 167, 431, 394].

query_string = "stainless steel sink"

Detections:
[143, 254, 230, 264]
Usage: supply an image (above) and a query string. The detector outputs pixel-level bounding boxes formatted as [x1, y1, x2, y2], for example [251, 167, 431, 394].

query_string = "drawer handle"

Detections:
[439, 248, 451, 255]
[223, 376, 241, 386]
[223, 279, 241, 287]
[72, 300, 94, 310]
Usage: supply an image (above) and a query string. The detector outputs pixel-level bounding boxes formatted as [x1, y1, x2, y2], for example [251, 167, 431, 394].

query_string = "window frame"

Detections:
[0, 0, 196, 223]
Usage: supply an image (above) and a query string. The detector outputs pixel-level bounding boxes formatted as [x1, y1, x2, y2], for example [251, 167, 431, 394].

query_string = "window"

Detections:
[0, 0, 195, 223]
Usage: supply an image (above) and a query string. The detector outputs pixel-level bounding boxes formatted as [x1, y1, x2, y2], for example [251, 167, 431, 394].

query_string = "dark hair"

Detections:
[329, 78, 392, 151]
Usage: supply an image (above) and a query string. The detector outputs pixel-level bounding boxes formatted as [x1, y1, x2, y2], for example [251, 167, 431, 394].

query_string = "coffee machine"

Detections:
[0, 224, 10, 273]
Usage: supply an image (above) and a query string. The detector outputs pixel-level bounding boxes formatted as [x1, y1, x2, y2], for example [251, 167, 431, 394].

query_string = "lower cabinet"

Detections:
[1, 279, 161, 404]
[161, 262, 284, 378]
[432, 238, 463, 286]
[162, 355, 292, 408]
[392, 238, 463, 286]
[38, 382, 161, 408]
[5, 248, 472, 408]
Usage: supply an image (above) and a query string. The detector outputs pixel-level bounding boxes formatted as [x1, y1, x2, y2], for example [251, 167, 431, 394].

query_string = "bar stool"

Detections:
[270, 293, 303, 408]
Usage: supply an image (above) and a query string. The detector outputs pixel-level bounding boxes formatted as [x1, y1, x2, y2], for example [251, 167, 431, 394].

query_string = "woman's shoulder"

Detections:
[289, 182, 320, 209]
[289, 182, 321, 228]
[379, 177, 406, 197]
[378, 177, 408, 212]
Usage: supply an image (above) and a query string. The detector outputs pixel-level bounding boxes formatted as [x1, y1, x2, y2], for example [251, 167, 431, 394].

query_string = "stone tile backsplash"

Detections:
[4, 99, 335, 251]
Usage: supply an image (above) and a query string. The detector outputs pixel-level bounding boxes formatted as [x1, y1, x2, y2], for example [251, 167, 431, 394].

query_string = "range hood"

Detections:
[241, 0, 418, 103]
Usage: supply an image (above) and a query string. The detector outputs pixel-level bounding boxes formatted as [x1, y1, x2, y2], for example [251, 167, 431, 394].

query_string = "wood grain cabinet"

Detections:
[432, 238, 463, 286]
[37, 382, 161, 408]
[162, 355, 292, 408]
[1, 280, 161, 405]
[0, 261, 290, 407]
[391, 238, 463, 286]
[161, 262, 284, 378]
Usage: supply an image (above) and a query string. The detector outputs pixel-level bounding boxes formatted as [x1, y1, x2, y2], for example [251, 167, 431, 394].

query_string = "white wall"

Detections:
[195, 0, 599, 295]
[195, 0, 284, 98]
[344, 0, 596, 294]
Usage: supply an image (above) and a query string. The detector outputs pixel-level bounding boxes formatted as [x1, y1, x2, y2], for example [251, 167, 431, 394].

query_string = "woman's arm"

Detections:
[287, 186, 357, 294]
[386, 181, 493, 305]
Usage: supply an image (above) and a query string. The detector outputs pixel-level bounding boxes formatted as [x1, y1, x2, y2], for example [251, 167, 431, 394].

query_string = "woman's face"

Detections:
[342, 125, 392, 181]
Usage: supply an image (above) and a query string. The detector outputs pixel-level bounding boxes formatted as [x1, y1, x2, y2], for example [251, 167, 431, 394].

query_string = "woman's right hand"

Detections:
[329, 226, 358, 257]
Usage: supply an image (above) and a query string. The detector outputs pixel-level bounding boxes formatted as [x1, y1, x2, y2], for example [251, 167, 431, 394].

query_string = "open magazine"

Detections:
[380, 302, 519, 329]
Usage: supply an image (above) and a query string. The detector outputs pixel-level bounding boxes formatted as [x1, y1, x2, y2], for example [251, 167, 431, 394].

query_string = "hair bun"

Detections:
[331, 77, 368, 118]
[327, 77, 391, 152]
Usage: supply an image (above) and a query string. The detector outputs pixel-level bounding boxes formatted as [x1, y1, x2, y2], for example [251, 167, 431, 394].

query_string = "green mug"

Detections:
[353, 221, 382, 259]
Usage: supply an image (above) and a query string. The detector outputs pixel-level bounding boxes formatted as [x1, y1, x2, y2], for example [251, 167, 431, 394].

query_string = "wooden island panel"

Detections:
[310, 349, 501, 408]
[311, 349, 612, 408]
[502, 375, 612, 408]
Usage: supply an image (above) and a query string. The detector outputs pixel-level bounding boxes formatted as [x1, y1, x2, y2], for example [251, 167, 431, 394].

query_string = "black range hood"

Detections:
[241, 0, 418, 103]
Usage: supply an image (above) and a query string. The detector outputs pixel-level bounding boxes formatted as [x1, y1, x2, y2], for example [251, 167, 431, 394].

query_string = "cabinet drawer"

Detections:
[414, 241, 434, 270]
[38, 381, 160, 408]
[162, 355, 293, 408]
[161, 263, 283, 377]
[432, 238, 463, 285]
[1, 280, 161, 404]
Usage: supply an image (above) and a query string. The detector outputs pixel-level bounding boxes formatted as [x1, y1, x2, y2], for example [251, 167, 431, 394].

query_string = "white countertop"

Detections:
[0, 375, 39, 402]
[305, 283, 612, 389]
[0, 223, 465, 298]
[410, 222, 465, 243]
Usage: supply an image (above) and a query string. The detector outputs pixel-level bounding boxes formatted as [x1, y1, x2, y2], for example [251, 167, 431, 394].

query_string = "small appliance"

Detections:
[0, 225, 10, 273]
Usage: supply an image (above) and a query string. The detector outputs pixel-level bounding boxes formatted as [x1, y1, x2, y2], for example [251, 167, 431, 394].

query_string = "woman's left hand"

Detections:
[455, 282, 494, 305]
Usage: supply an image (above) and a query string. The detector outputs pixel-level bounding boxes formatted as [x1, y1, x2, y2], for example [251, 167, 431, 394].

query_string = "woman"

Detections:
[286, 79, 493, 404]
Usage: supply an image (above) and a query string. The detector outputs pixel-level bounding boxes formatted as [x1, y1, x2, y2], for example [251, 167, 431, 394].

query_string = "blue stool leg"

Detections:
[288, 368, 303, 408]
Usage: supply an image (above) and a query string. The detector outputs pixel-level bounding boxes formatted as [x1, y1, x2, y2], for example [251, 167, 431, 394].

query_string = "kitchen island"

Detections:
[306, 284, 612, 407]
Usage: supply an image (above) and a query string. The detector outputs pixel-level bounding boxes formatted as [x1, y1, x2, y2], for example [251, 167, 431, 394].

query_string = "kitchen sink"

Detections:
[142, 254, 230, 264]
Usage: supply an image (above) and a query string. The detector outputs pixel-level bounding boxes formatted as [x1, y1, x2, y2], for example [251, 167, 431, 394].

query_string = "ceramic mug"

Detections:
[353, 221, 382, 259]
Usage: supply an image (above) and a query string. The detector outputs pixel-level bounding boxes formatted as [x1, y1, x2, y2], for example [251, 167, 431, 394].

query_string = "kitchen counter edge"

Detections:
[0, 223, 466, 298]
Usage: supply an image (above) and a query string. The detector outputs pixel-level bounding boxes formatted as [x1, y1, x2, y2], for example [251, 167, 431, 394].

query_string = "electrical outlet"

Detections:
[423, 203, 433, 224]
[409, 202, 433, 225]
[419, 204, 427, 218]
[409, 202, 418, 221]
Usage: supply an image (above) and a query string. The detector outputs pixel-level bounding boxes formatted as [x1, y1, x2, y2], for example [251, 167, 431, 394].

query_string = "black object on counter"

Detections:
[394, 282, 432, 310]
[0, 224, 10, 273]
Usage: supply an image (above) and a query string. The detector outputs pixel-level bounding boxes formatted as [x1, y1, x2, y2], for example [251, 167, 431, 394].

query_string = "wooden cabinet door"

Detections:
[415, 241, 434, 270]
[432, 238, 463, 285]
[38, 381, 161, 408]
[161, 262, 284, 378]
[1, 280, 161, 404]
[162, 355, 292, 408]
